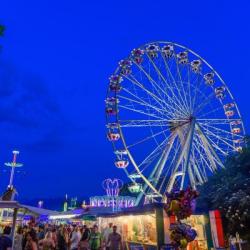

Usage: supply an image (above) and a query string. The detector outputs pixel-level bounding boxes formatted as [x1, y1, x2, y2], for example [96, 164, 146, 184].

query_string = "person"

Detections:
[51, 228, 57, 248]
[102, 223, 112, 250]
[0, 226, 12, 250]
[70, 225, 81, 250]
[37, 226, 45, 241]
[14, 227, 23, 250]
[22, 225, 29, 250]
[57, 226, 68, 250]
[25, 230, 38, 250]
[89, 225, 102, 250]
[78, 225, 90, 250]
[39, 232, 55, 250]
[107, 226, 122, 250]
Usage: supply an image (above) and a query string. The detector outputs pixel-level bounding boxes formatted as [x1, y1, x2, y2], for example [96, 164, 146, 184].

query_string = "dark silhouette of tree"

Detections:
[197, 137, 250, 241]
[0, 25, 4, 36]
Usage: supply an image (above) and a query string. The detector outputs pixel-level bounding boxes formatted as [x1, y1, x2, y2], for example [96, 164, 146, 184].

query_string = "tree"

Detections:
[0, 25, 4, 36]
[197, 137, 250, 241]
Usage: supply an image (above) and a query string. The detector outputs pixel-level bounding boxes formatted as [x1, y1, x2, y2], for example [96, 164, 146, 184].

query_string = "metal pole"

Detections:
[11, 208, 18, 249]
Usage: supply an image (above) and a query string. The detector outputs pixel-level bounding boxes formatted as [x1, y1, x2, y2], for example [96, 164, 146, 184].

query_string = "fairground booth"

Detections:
[96, 203, 224, 250]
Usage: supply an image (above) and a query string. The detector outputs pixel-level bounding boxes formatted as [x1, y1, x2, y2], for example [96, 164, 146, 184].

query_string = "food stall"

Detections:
[97, 203, 213, 250]
[97, 204, 165, 249]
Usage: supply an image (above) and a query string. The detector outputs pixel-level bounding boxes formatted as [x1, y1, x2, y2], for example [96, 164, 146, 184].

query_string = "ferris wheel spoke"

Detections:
[125, 74, 184, 116]
[121, 86, 184, 118]
[190, 73, 204, 111]
[126, 127, 169, 149]
[186, 63, 193, 112]
[161, 52, 188, 112]
[172, 53, 191, 113]
[132, 61, 188, 116]
[143, 54, 188, 113]
[199, 126, 238, 153]
[199, 124, 235, 144]
[199, 122, 244, 139]
[202, 130, 233, 155]
[119, 119, 187, 128]
[129, 65, 169, 109]
[119, 104, 166, 120]
[196, 132, 228, 161]
[118, 92, 167, 117]
[139, 135, 171, 169]
[198, 105, 225, 119]
[159, 51, 191, 112]
[194, 92, 219, 116]
[197, 118, 242, 125]
[160, 55, 188, 110]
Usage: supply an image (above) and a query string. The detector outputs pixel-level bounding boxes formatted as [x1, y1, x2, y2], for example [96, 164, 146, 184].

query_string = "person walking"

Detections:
[89, 225, 102, 250]
[14, 227, 23, 250]
[102, 223, 112, 250]
[0, 226, 12, 250]
[57, 227, 68, 250]
[78, 225, 90, 250]
[70, 225, 81, 250]
[25, 230, 38, 250]
[107, 226, 122, 250]
[39, 232, 55, 250]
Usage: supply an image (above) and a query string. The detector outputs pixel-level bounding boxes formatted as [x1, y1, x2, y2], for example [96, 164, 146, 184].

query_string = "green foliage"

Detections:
[197, 137, 250, 241]
[0, 25, 4, 36]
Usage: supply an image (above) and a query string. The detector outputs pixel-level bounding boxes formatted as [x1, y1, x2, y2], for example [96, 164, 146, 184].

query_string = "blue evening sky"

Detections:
[0, 0, 249, 200]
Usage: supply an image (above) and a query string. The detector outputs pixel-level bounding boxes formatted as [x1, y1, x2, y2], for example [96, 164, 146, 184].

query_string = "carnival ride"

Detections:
[105, 41, 245, 205]
[89, 178, 136, 210]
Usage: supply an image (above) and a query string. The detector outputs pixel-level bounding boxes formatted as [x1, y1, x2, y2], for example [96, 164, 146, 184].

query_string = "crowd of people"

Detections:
[0, 223, 122, 250]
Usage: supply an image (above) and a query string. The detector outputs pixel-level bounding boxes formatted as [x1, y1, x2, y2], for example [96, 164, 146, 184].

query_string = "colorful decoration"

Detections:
[102, 178, 123, 197]
[89, 178, 136, 210]
[209, 210, 225, 248]
[165, 187, 199, 220]
[4, 150, 23, 189]
[165, 187, 199, 249]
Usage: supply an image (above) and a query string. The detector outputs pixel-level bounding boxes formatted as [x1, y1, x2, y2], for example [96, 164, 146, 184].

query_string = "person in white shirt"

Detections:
[70, 226, 81, 250]
[102, 223, 113, 250]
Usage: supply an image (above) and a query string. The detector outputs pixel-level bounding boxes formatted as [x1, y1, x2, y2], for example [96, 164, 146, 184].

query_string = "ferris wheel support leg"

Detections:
[135, 134, 177, 205]
[166, 119, 196, 192]
[187, 164, 196, 190]
[152, 133, 177, 187]
[180, 118, 196, 190]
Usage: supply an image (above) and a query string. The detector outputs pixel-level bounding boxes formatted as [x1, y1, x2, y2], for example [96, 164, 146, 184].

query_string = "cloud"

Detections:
[0, 60, 68, 151]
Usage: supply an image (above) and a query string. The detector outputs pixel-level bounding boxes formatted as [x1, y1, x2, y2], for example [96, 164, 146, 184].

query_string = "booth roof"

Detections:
[20, 204, 59, 216]
[0, 201, 20, 209]
[92, 203, 164, 218]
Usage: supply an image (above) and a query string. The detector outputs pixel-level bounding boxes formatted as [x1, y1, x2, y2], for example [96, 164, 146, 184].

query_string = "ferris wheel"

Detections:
[105, 41, 245, 204]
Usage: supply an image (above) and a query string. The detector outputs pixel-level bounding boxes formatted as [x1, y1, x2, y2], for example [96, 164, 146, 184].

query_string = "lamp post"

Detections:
[4, 150, 23, 188]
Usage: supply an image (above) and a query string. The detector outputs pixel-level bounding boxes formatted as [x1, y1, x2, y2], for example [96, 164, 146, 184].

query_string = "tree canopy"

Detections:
[197, 138, 250, 240]
[0, 25, 4, 36]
